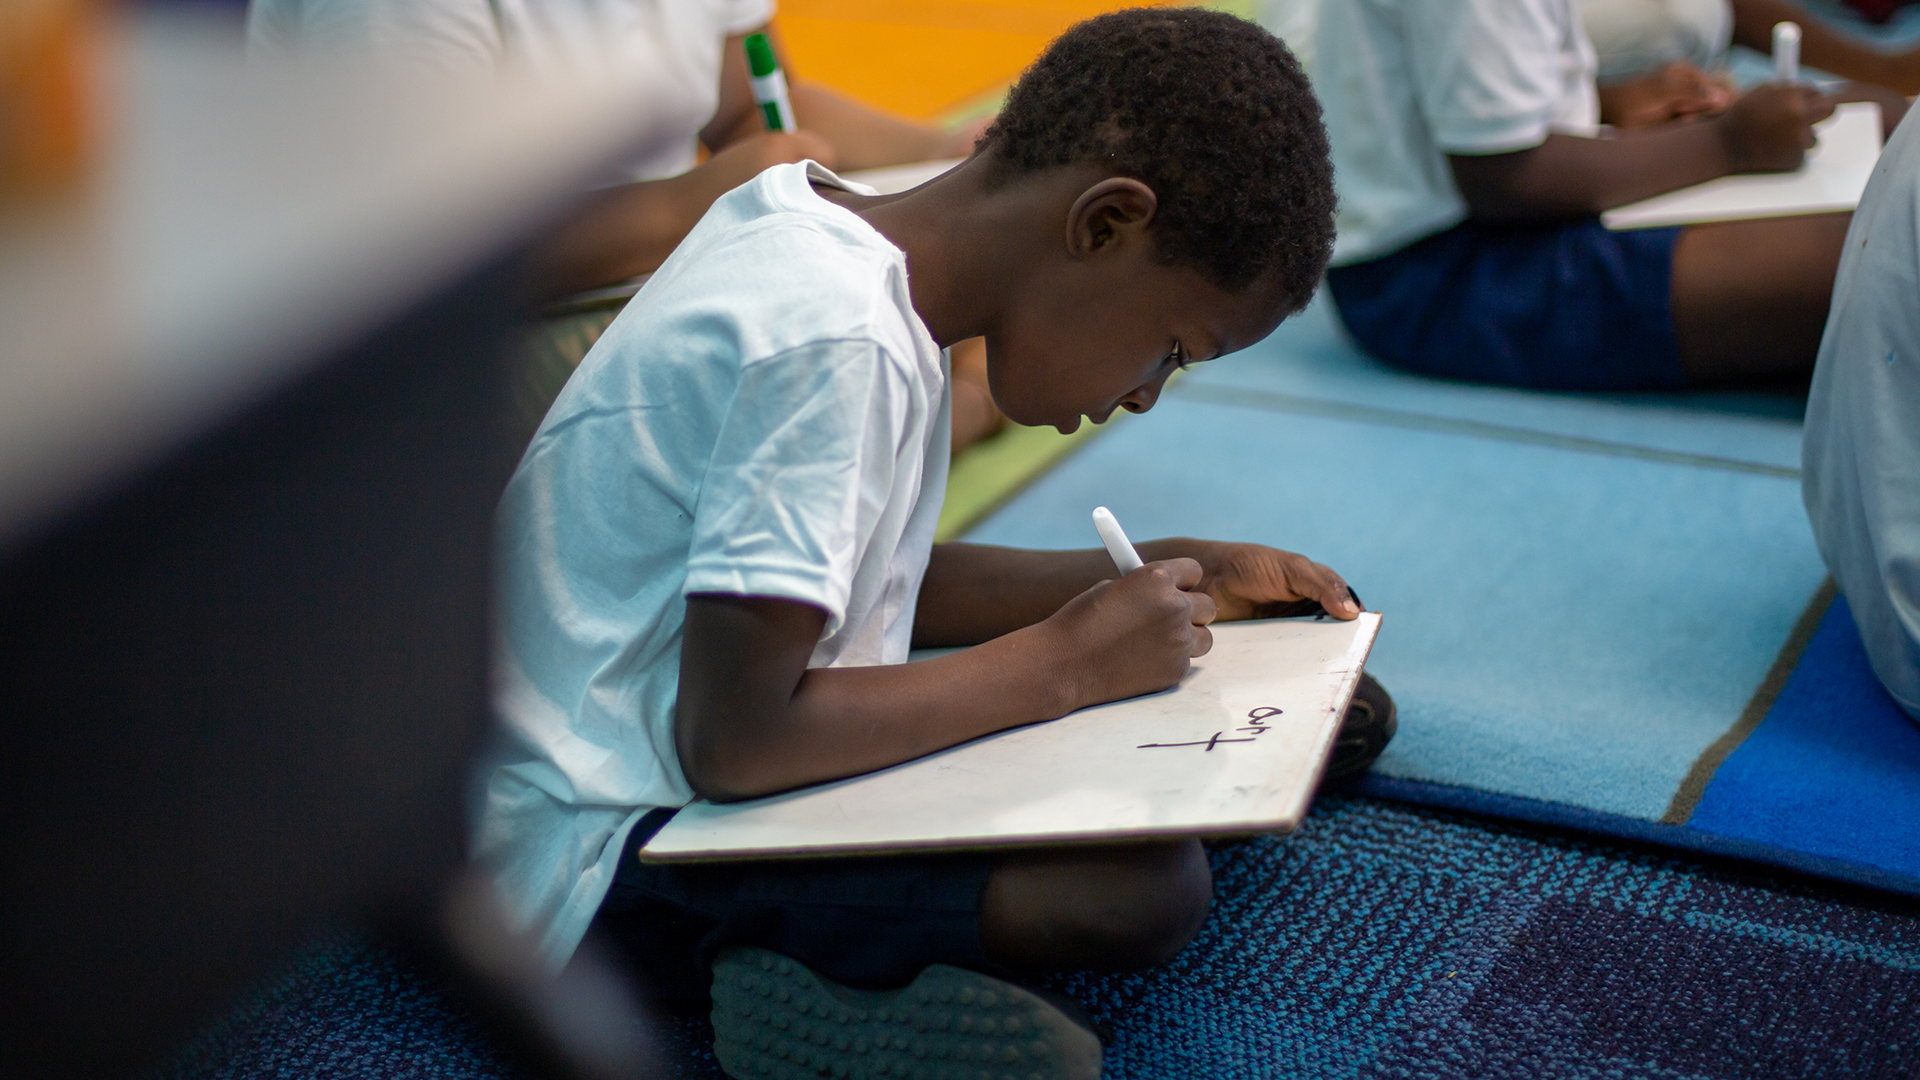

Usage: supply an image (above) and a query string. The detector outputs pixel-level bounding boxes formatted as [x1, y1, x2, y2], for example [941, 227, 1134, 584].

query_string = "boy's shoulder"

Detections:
[586, 162, 932, 379]
[660, 162, 915, 333]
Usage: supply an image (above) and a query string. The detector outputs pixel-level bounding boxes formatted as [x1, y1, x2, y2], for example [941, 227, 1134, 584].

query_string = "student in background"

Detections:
[1584, 0, 1920, 102]
[1315, 0, 1905, 392]
[1803, 105, 1920, 725]
[484, 10, 1390, 1076]
[248, 0, 1002, 448]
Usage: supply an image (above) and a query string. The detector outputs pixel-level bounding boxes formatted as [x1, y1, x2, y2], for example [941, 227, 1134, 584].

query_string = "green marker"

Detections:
[744, 33, 797, 133]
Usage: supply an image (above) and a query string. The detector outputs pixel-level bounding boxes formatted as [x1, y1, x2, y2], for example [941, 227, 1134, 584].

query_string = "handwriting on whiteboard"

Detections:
[1137, 706, 1282, 751]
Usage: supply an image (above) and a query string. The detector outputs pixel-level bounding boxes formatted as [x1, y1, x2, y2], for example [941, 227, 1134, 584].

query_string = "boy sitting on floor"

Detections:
[479, 9, 1390, 1078]
[1314, 0, 1906, 392]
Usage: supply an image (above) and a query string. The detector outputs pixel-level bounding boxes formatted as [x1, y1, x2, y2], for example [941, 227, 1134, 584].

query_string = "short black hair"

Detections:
[979, 6, 1333, 307]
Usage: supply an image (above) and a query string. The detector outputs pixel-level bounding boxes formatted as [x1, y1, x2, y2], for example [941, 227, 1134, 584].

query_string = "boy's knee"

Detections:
[1089, 842, 1213, 968]
[982, 839, 1213, 972]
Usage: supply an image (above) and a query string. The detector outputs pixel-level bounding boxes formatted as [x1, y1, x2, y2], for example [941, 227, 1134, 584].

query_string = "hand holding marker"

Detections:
[1774, 21, 1800, 84]
[745, 33, 797, 133]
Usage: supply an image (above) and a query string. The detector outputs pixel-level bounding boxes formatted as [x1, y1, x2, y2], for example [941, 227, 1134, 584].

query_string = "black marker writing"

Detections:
[1137, 732, 1257, 751]
[1138, 706, 1285, 750]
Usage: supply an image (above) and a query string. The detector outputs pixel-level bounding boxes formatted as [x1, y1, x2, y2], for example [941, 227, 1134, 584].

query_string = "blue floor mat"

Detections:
[966, 292, 1920, 898]
[163, 799, 1920, 1080]
[1687, 595, 1920, 886]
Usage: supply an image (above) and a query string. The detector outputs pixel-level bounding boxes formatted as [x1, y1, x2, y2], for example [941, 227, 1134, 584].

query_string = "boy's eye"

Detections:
[1166, 343, 1188, 369]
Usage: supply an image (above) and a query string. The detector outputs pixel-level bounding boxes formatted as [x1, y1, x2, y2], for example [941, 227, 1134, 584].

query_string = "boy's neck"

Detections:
[817, 153, 1092, 349]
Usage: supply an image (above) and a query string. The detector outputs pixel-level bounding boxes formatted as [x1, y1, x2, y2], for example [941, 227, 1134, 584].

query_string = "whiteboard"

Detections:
[1604, 102, 1881, 230]
[641, 613, 1383, 862]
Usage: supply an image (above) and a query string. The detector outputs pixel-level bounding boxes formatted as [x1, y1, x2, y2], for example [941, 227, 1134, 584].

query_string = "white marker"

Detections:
[1092, 506, 1144, 575]
[1774, 21, 1801, 84]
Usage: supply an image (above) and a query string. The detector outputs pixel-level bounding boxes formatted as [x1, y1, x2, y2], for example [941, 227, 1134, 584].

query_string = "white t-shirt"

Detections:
[479, 161, 952, 967]
[1577, 0, 1731, 82]
[1315, 0, 1601, 265]
[1803, 107, 1920, 724]
[247, 0, 773, 182]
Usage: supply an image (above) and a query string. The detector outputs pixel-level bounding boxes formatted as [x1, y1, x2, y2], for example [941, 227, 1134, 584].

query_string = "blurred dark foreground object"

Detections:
[0, 253, 659, 1080]
[0, 9, 669, 1078]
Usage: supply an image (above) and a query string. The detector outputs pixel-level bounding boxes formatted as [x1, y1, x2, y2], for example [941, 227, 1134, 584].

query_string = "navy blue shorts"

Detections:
[1325, 217, 1688, 391]
[589, 808, 1000, 1007]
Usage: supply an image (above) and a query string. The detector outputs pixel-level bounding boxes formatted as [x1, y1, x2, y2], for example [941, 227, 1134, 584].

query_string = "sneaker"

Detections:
[1318, 673, 1396, 790]
[709, 946, 1102, 1080]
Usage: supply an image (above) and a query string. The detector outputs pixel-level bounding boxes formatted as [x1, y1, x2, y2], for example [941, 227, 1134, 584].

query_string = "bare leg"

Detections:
[979, 838, 1212, 973]
[1670, 212, 1850, 384]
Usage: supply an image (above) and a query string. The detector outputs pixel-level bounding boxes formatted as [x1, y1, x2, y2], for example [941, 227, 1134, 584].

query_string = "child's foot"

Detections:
[1318, 673, 1396, 790]
[709, 946, 1102, 1080]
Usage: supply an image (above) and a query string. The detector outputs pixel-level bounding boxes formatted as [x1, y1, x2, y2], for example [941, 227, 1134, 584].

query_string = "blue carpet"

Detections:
[964, 292, 1920, 898]
[156, 936, 514, 1080]
[162, 798, 1920, 1079]
[1348, 594, 1920, 898]
[1688, 596, 1920, 882]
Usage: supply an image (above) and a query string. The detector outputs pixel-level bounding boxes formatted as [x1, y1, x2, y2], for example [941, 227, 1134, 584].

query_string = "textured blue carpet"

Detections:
[964, 291, 1920, 899]
[157, 937, 513, 1080]
[162, 798, 1920, 1079]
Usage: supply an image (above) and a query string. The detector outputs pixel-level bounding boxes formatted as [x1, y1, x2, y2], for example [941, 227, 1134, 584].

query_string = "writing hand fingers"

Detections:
[1807, 89, 1837, 126]
[1188, 589, 1218, 627]
[1150, 556, 1205, 591]
[1190, 621, 1214, 658]
[1291, 557, 1360, 620]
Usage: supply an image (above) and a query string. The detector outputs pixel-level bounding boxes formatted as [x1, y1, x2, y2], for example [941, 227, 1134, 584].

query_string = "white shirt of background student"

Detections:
[1314, 0, 1601, 265]
[1803, 106, 1920, 724]
[248, 0, 982, 298]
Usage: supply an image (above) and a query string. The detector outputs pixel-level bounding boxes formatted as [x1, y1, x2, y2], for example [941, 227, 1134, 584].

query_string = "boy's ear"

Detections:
[1065, 177, 1158, 259]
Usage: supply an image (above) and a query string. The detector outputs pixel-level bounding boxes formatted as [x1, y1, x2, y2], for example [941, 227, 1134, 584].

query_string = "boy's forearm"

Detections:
[912, 538, 1238, 646]
[532, 133, 834, 297]
[912, 542, 1119, 646]
[528, 177, 698, 299]
[678, 594, 1077, 801]
[1448, 127, 1734, 220]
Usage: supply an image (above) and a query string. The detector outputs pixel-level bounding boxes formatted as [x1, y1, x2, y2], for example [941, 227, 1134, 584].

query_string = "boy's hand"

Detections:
[1715, 85, 1834, 174]
[1599, 61, 1736, 130]
[1041, 558, 1217, 709]
[708, 128, 839, 183]
[1827, 82, 1911, 141]
[1141, 539, 1360, 622]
